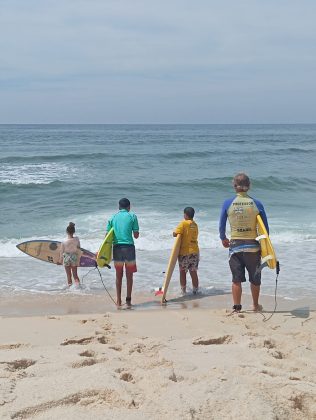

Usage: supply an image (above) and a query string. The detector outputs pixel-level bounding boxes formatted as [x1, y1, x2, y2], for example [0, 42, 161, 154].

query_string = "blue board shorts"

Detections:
[113, 244, 137, 273]
[229, 251, 261, 285]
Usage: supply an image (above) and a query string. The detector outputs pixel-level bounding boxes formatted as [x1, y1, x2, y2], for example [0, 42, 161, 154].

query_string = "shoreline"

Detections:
[1, 289, 315, 318]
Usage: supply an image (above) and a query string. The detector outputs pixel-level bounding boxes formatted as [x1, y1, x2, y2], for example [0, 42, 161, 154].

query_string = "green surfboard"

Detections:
[96, 228, 114, 268]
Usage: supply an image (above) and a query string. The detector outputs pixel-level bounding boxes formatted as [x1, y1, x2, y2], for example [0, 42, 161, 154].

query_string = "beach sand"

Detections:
[0, 294, 315, 419]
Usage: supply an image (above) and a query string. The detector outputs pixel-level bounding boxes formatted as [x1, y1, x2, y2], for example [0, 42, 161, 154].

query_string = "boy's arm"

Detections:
[132, 214, 139, 239]
[173, 221, 183, 237]
[106, 218, 112, 235]
[219, 200, 230, 247]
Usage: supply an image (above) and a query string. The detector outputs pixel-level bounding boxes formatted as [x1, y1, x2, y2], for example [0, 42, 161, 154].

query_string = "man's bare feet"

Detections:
[252, 304, 263, 312]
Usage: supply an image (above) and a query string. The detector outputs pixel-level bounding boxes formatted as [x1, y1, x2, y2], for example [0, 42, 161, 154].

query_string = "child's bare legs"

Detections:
[189, 270, 199, 291]
[71, 266, 80, 285]
[180, 270, 187, 293]
[115, 266, 124, 307]
[126, 271, 133, 306]
[64, 266, 73, 286]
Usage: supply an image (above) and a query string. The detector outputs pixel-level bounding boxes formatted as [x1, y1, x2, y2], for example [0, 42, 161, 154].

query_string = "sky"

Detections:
[0, 0, 316, 123]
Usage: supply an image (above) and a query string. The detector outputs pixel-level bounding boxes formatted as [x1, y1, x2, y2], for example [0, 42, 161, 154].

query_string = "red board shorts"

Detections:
[113, 244, 137, 273]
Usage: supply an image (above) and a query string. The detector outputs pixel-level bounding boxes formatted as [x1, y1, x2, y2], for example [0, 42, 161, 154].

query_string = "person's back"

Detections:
[177, 219, 199, 256]
[220, 192, 268, 242]
[62, 236, 80, 254]
[108, 209, 138, 245]
[174, 207, 199, 295]
[219, 173, 269, 313]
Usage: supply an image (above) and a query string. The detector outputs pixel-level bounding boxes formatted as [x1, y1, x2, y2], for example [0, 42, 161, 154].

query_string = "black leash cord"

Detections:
[263, 261, 280, 322]
[80, 266, 117, 307]
[81, 267, 97, 284]
[96, 266, 117, 306]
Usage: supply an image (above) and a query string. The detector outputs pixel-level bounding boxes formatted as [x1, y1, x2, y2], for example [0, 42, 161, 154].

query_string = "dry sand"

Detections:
[0, 297, 315, 420]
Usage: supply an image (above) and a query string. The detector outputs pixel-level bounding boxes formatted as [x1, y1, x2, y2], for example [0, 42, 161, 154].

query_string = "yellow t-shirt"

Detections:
[174, 219, 199, 256]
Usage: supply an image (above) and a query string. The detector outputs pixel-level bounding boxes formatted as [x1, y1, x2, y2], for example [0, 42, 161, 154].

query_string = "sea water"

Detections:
[0, 124, 315, 300]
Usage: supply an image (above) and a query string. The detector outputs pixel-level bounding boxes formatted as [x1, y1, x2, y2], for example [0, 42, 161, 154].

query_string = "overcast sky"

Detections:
[1, 0, 316, 123]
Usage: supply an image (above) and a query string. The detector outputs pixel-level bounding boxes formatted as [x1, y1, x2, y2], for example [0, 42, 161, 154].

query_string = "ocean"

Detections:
[1, 124, 315, 302]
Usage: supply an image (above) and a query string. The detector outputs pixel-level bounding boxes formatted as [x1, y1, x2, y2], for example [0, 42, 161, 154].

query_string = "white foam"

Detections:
[2, 213, 316, 259]
[0, 163, 77, 185]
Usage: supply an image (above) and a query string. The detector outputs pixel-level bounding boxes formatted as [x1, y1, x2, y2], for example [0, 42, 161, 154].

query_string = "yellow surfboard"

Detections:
[160, 234, 182, 303]
[256, 215, 277, 270]
[97, 228, 114, 268]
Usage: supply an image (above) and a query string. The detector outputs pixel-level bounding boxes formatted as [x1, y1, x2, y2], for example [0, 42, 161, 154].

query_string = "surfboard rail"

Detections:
[160, 234, 182, 303]
[256, 215, 277, 270]
[96, 228, 114, 268]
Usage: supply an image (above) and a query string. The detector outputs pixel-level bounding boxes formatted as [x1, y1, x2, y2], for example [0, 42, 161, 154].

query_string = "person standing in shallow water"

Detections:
[59, 222, 81, 287]
[219, 173, 269, 312]
[106, 198, 139, 308]
[173, 207, 199, 295]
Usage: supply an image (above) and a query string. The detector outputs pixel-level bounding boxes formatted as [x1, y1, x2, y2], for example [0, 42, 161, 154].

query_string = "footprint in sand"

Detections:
[0, 359, 36, 406]
[260, 369, 276, 377]
[61, 336, 94, 346]
[169, 370, 184, 383]
[79, 350, 96, 357]
[79, 318, 113, 332]
[5, 359, 36, 372]
[108, 345, 122, 352]
[71, 357, 107, 368]
[120, 372, 134, 383]
[97, 336, 109, 344]
[270, 350, 284, 359]
[61, 335, 109, 346]
[72, 359, 97, 368]
[0, 378, 16, 406]
[10, 389, 139, 418]
[263, 339, 276, 349]
[129, 343, 146, 354]
[192, 335, 232, 345]
[0, 343, 29, 350]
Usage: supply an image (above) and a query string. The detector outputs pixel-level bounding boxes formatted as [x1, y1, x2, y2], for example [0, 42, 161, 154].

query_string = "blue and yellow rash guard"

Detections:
[219, 192, 269, 253]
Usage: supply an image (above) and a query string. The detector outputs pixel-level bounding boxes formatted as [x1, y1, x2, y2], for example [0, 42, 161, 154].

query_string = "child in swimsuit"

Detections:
[59, 222, 81, 287]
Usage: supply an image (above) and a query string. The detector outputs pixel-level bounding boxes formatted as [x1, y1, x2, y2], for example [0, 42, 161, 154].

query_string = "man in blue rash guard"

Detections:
[219, 173, 269, 312]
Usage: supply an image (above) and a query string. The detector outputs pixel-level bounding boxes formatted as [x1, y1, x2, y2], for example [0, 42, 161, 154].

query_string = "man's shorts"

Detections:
[63, 252, 79, 267]
[229, 251, 261, 285]
[178, 253, 199, 273]
[113, 244, 137, 273]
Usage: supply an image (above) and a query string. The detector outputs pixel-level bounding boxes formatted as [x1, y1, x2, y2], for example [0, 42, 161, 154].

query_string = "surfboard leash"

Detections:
[96, 266, 117, 306]
[81, 267, 98, 284]
[262, 260, 280, 322]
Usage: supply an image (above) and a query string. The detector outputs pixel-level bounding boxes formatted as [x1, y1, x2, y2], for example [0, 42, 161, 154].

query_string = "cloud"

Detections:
[0, 0, 316, 122]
